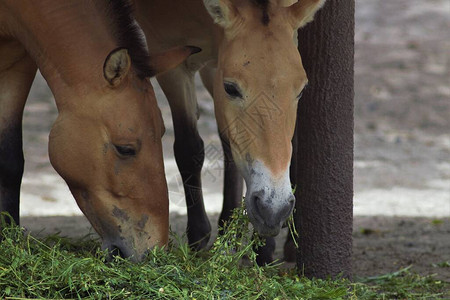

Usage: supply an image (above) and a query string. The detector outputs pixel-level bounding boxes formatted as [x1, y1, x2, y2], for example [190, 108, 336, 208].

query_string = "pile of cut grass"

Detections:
[0, 209, 448, 299]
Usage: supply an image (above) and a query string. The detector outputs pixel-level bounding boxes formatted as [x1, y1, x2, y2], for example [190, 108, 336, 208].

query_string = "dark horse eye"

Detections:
[114, 145, 136, 157]
[224, 82, 243, 99]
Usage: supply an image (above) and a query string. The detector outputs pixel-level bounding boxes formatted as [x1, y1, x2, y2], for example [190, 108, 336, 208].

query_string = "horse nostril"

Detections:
[253, 195, 260, 212]
[110, 245, 126, 259]
[252, 193, 265, 213]
[249, 190, 296, 230]
[250, 192, 268, 222]
[288, 194, 295, 205]
[283, 195, 295, 213]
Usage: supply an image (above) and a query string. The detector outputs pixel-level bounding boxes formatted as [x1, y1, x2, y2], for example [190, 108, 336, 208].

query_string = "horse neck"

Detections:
[6, 0, 117, 103]
[135, 0, 218, 52]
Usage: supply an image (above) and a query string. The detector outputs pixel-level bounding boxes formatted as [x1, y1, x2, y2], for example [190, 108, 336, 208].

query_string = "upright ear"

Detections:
[203, 0, 238, 28]
[287, 0, 325, 29]
[103, 48, 131, 87]
[148, 46, 201, 76]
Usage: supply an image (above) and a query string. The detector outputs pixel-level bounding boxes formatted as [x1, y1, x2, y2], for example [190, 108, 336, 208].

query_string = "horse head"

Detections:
[49, 46, 198, 260]
[203, 0, 324, 236]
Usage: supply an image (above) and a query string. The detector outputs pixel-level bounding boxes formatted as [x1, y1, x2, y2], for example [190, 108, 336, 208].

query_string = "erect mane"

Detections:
[253, 0, 270, 25]
[105, 0, 154, 78]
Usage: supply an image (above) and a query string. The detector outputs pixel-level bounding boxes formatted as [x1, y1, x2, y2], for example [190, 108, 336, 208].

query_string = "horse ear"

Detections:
[148, 46, 201, 76]
[287, 0, 325, 29]
[203, 0, 238, 28]
[103, 48, 131, 87]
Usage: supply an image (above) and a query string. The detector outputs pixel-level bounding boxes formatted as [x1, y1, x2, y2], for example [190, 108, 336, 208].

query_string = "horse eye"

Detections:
[224, 82, 242, 99]
[114, 145, 136, 157]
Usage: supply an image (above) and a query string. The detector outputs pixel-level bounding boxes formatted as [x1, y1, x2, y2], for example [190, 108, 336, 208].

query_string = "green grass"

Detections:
[0, 209, 448, 299]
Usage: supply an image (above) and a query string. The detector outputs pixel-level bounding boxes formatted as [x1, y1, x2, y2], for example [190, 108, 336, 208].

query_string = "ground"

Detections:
[15, 0, 450, 281]
[21, 214, 450, 281]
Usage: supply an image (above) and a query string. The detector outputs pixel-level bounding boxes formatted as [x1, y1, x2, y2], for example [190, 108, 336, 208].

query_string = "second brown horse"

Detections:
[134, 0, 325, 264]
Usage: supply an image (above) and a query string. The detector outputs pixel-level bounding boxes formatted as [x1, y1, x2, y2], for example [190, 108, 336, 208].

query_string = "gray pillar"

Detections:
[294, 0, 354, 279]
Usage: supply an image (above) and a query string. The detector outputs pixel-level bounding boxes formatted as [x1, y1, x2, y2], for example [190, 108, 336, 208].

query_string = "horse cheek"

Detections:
[48, 115, 96, 189]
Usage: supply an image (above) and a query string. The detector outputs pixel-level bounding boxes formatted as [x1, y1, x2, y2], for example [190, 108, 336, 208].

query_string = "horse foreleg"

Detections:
[157, 65, 211, 250]
[0, 40, 37, 227]
[217, 135, 244, 233]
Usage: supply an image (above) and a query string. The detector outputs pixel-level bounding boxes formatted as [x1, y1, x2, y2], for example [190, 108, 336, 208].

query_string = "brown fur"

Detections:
[253, 0, 270, 25]
[0, 0, 194, 261]
[134, 0, 324, 263]
[135, 0, 323, 178]
[104, 0, 153, 78]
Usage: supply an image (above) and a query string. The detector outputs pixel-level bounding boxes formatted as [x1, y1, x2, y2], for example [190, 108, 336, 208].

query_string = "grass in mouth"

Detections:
[0, 209, 448, 299]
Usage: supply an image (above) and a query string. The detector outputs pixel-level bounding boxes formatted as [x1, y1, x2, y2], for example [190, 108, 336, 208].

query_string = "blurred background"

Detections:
[19, 0, 449, 218]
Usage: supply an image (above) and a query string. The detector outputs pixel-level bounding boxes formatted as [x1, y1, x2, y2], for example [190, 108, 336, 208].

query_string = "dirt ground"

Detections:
[14, 0, 450, 281]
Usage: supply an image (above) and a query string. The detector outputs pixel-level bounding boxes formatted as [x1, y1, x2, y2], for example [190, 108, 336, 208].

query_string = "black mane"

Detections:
[253, 0, 270, 25]
[106, 0, 154, 78]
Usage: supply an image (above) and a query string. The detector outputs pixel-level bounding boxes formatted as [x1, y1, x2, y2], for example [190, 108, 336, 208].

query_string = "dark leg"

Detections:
[283, 230, 296, 262]
[217, 136, 243, 233]
[0, 125, 24, 226]
[174, 128, 211, 250]
[255, 237, 276, 266]
[0, 40, 37, 228]
[157, 66, 210, 250]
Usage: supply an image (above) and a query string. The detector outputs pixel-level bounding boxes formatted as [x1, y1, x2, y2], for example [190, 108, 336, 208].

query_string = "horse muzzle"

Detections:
[245, 188, 295, 237]
[101, 238, 142, 262]
[237, 159, 295, 236]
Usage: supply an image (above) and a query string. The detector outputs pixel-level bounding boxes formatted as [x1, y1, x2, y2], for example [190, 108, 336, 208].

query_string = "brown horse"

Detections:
[0, 0, 197, 261]
[134, 0, 324, 264]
